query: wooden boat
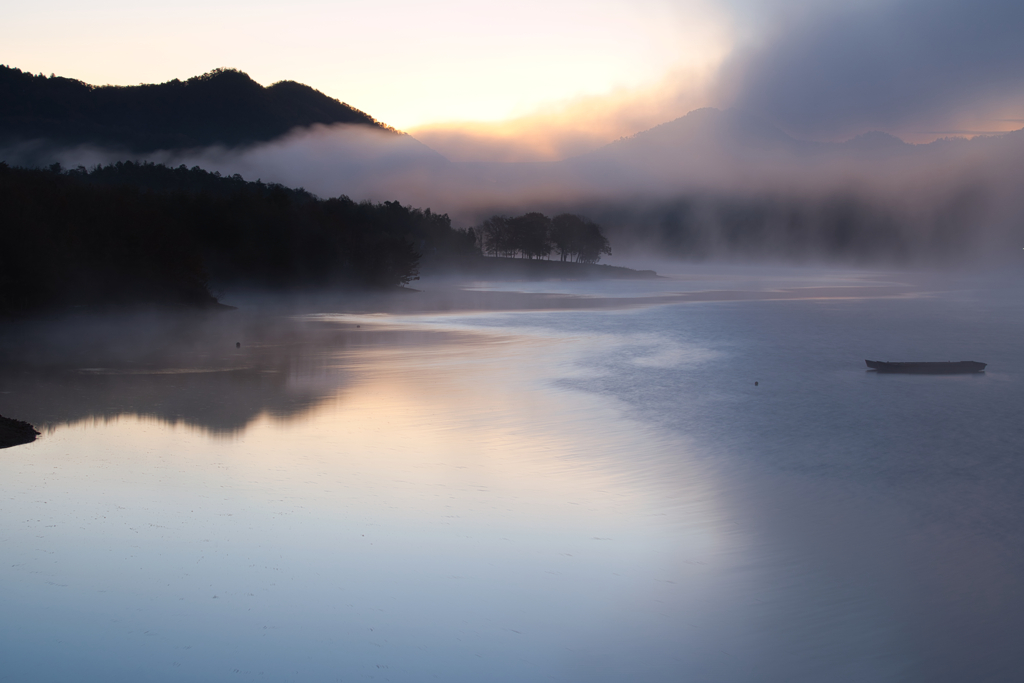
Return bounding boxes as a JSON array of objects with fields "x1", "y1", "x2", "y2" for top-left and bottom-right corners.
[{"x1": 865, "y1": 360, "x2": 986, "y2": 374}]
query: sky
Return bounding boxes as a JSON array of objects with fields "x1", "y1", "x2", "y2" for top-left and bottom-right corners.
[
  {"x1": 3, "y1": 0, "x2": 730, "y2": 130},
  {"x1": 4, "y1": 0, "x2": 1024, "y2": 160}
]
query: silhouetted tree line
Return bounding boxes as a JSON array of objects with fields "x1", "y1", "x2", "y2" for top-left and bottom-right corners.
[
  {"x1": 0, "y1": 161, "x2": 479, "y2": 316},
  {"x1": 0, "y1": 66, "x2": 396, "y2": 152},
  {"x1": 478, "y1": 212, "x2": 611, "y2": 263}
]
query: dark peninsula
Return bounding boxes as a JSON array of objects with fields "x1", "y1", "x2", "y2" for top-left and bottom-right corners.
[
  {"x1": 0, "y1": 161, "x2": 478, "y2": 316},
  {"x1": 1, "y1": 160, "x2": 657, "y2": 317},
  {"x1": 0, "y1": 414, "x2": 39, "y2": 449}
]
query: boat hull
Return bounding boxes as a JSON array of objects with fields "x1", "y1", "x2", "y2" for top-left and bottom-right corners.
[{"x1": 865, "y1": 360, "x2": 987, "y2": 374}]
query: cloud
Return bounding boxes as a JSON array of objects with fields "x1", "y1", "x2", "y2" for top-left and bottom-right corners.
[
  {"x1": 4, "y1": 124, "x2": 450, "y2": 204},
  {"x1": 719, "y1": 0, "x2": 1024, "y2": 141},
  {"x1": 162, "y1": 124, "x2": 448, "y2": 201}
]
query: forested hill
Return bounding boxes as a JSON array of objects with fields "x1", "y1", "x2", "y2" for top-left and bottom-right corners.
[
  {"x1": 0, "y1": 161, "x2": 479, "y2": 317},
  {"x1": 0, "y1": 66, "x2": 395, "y2": 152}
]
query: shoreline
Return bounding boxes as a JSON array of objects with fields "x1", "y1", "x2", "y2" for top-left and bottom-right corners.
[{"x1": 420, "y1": 256, "x2": 663, "y2": 281}]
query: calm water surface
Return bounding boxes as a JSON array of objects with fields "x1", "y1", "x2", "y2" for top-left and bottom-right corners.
[{"x1": 2, "y1": 267, "x2": 1023, "y2": 682}]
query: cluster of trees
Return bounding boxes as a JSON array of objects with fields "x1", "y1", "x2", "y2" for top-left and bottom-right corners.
[
  {"x1": 0, "y1": 66, "x2": 395, "y2": 152},
  {"x1": 478, "y1": 212, "x2": 612, "y2": 263},
  {"x1": 0, "y1": 161, "x2": 479, "y2": 316}
]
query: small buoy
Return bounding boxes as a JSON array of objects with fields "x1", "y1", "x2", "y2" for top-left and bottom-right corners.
[
  {"x1": 754, "y1": 381, "x2": 758, "y2": 386},
  {"x1": 236, "y1": 342, "x2": 241, "y2": 348},
  {"x1": 356, "y1": 325, "x2": 360, "y2": 328}
]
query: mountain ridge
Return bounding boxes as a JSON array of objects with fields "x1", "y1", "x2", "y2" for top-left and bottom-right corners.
[
  {"x1": 575, "y1": 106, "x2": 1024, "y2": 165},
  {"x1": 0, "y1": 66, "x2": 397, "y2": 152}
]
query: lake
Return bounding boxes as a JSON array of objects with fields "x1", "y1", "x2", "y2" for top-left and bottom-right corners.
[{"x1": 2, "y1": 265, "x2": 1023, "y2": 682}]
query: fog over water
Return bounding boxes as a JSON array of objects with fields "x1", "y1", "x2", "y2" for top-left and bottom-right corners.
[
  {"x1": 15, "y1": 108, "x2": 1024, "y2": 268},
  {"x1": 2, "y1": 266, "x2": 1023, "y2": 682}
]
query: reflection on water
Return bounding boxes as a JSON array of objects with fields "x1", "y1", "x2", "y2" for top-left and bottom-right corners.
[{"x1": 2, "y1": 268, "x2": 1024, "y2": 682}]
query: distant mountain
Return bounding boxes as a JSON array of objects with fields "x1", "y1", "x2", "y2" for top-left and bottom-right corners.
[
  {"x1": 575, "y1": 108, "x2": 923, "y2": 167},
  {"x1": 548, "y1": 107, "x2": 1006, "y2": 196},
  {"x1": 552, "y1": 108, "x2": 810, "y2": 193},
  {"x1": 590, "y1": 108, "x2": 802, "y2": 158},
  {"x1": 588, "y1": 107, "x2": 1024, "y2": 172},
  {"x1": 0, "y1": 66, "x2": 396, "y2": 152}
]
